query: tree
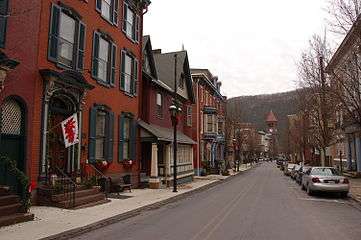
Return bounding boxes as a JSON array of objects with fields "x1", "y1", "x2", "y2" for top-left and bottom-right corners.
[
  {"x1": 297, "y1": 35, "x2": 335, "y2": 166},
  {"x1": 326, "y1": 0, "x2": 361, "y2": 35}
]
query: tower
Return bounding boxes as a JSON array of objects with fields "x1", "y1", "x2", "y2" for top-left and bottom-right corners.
[{"x1": 266, "y1": 110, "x2": 278, "y2": 158}]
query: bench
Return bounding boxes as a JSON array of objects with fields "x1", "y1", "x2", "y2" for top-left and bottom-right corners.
[{"x1": 108, "y1": 174, "x2": 132, "y2": 193}]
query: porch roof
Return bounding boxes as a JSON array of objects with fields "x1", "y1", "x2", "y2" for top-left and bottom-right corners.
[{"x1": 138, "y1": 120, "x2": 196, "y2": 145}]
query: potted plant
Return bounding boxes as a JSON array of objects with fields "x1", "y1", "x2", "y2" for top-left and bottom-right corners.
[{"x1": 95, "y1": 160, "x2": 109, "y2": 171}]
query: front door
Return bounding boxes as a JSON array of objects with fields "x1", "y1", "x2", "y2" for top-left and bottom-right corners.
[
  {"x1": 48, "y1": 96, "x2": 77, "y2": 177},
  {"x1": 0, "y1": 98, "x2": 25, "y2": 194}
]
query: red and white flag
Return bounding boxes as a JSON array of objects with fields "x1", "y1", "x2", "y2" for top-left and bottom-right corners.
[{"x1": 61, "y1": 113, "x2": 79, "y2": 148}]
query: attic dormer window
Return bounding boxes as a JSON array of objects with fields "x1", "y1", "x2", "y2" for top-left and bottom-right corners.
[{"x1": 179, "y1": 73, "x2": 185, "y2": 89}]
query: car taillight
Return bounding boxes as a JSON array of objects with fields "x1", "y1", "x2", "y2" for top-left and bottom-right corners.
[
  {"x1": 343, "y1": 178, "x2": 349, "y2": 184},
  {"x1": 312, "y1": 177, "x2": 321, "y2": 183}
]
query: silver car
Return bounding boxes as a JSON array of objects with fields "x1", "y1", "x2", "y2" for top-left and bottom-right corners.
[
  {"x1": 302, "y1": 167, "x2": 350, "y2": 197},
  {"x1": 284, "y1": 163, "x2": 296, "y2": 176}
]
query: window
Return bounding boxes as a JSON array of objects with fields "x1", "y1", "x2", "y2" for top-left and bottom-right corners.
[
  {"x1": 186, "y1": 106, "x2": 192, "y2": 126},
  {"x1": 0, "y1": 0, "x2": 8, "y2": 48},
  {"x1": 207, "y1": 114, "x2": 213, "y2": 132},
  {"x1": 122, "y1": 3, "x2": 140, "y2": 42},
  {"x1": 92, "y1": 32, "x2": 116, "y2": 86},
  {"x1": 119, "y1": 113, "x2": 136, "y2": 161},
  {"x1": 58, "y1": 12, "x2": 76, "y2": 66},
  {"x1": 179, "y1": 73, "x2": 185, "y2": 89},
  {"x1": 218, "y1": 121, "x2": 224, "y2": 134},
  {"x1": 48, "y1": 4, "x2": 86, "y2": 70},
  {"x1": 95, "y1": 110, "x2": 106, "y2": 159},
  {"x1": 156, "y1": 92, "x2": 163, "y2": 118},
  {"x1": 89, "y1": 106, "x2": 114, "y2": 163},
  {"x1": 123, "y1": 117, "x2": 131, "y2": 159},
  {"x1": 96, "y1": 0, "x2": 119, "y2": 25},
  {"x1": 121, "y1": 50, "x2": 138, "y2": 95}
]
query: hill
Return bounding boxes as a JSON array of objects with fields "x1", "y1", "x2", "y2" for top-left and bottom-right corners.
[{"x1": 227, "y1": 90, "x2": 300, "y2": 152}]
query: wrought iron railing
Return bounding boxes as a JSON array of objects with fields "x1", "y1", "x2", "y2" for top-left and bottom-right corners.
[
  {"x1": 54, "y1": 166, "x2": 76, "y2": 208},
  {"x1": 81, "y1": 163, "x2": 110, "y2": 197}
]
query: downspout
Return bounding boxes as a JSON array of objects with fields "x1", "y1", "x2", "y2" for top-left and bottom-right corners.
[{"x1": 196, "y1": 80, "x2": 200, "y2": 176}]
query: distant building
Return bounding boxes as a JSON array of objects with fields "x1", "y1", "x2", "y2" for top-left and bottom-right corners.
[
  {"x1": 191, "y1": 69, "x2": 226, "y2": 175},
  {"x1": 266, "y1": 110, "x2": 279, "y2": 158}
]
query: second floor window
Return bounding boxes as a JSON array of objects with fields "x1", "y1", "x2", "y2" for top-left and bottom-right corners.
[
  {"x1": 48, "y1": 4, "x2": 86, "y2": 70},
  {"x1": 122, "y1": 2, "x2": 139, "y2": 43},
  {"x1": 207, "y1": 114, "x2": 213, "y2": 132},
  {"x1": 92, "y1": 32, "x2": 116, "y2": 86},
  {"x1": 0, "y1": 0, "x2": 8, "y2": 48},
  {"x1": 121, "y1": 50, "x2": 138, "y2": 95},
  {"x1": 156, "y1": 92, "x2": 163, "y2": 118},
  {"x1": 186, "y1": 106, "x2": 192, "y2": 126}
]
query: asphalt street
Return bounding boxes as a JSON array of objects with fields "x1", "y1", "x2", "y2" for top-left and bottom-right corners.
[{"x1": 72, "y1": 163, "x2": 361, "y2": 240}]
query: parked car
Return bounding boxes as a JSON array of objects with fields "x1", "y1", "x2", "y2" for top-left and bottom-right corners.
[
  {"x1": 301, "y1": 167, "x2": 350, "y2": 197},
  {"x1": 291, "y1": 165, "x2": 302, "y2": 180},
  {"x1": 284, "y1": 163, "x2": 296, "y2": 176},
  {"x1": 296, "y1": 166, "x2": 311, "y2": 185}
]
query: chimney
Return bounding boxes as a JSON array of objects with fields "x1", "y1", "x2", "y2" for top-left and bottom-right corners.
[{"x1": 152, "y1": 49, "x2": 162, "y2": 54}]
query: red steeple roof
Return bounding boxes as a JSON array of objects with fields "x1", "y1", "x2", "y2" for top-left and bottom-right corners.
[{"x1": 266, "y1": 110, "x2": 277, "y2": 123}]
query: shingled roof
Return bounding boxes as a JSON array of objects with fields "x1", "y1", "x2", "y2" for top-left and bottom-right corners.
[
  {"x1": 266, "y1": 110, "x2": 278, "y2": 123},
  {"x1": 153, "y1": 50, "x2": 195, "y2": 103}
]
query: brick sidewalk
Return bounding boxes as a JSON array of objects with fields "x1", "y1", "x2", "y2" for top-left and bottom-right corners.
[{"x1": 0, "y1": 166, "x2": 251, "y2": 240}]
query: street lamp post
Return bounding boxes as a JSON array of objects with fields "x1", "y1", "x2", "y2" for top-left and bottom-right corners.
[
  {"x1": 339, "y1": 150, "x2": 343, "y2": 174},
  {"x1": 169, "y1": 54, "x2": 181, "y2": 193}
]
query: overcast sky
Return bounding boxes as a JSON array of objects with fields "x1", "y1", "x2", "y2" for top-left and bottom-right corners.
[{"x1": 144, "y1": 0, "x2": 332, "y2": 98}]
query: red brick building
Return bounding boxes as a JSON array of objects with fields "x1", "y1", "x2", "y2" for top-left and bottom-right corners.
[
  {"x1": 0, "y1": 0, "x2": 150, "y2": 205},
  {"x1": 191, "y1": 69, "x2": 226, "y2": 175},
  {"x1": 139, "y1": 36, "x2": 195, "y2": 188}
]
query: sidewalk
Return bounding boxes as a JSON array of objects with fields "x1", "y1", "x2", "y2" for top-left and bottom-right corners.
[
  {"x1": 349, "y1": 178, "x2": 361, "y2": 202},
  {"x1": 0, "y1": 166, "x2": 251, "y2": 240}
]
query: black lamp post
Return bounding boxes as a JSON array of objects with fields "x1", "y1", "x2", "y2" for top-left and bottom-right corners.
[{"x1": 169, "y1": 54, "x2": 182, "y2": 193}]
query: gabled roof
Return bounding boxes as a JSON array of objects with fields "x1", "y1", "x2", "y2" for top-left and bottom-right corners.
[
  {"x1": 153, "y1": 50, "x2": 195, "y2": 103},
  {"x1": 142, "y1": 35, "x2": 158, "y2": 79},
  {"x1": 326, "y1": 14, "x2": 361, "y2": 72},
  {"x1": 266, "y1": 110, "x2": 278, "y2": 123}
]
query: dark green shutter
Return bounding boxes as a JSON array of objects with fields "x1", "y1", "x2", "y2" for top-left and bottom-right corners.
[
  {"x1": 112, "y1": 0, "x2": 119, "y2": 25},
  {"x1": 92, "y1": 32, "x2": 100, "y2": 78},
  {"x1": 133, "y1": 58, "x2": 138, "y2": 96},
  {"x1": 88, "y1": 107, "x2": 97, "y2": 163},
  {"x1": 0, "y1": 0, "x2": 8, "y2": 48},
  {"x1": 118, "y1": 114, "x2": 125, "y2": 162},
  {"x1": 110, "y1": 43, "x2": 116, "y2": 86},
  {"x1": 122, "y1": 3, "x2": 128, "y2": 32},
  {"x1": 135, "y1": 15, "x2": 140, "y2": 42},
  {"x1": 130, "y1": 118, "x2": 137, "y2": 160},
  {"x1": 120, "y1": 50, "x2": 125, "y2": 90},
  {"x1": 48, "y1": 4, "x2": 61, "y2": 62},
  {"x1": 76, "y1": 21, "x2": 86, "y2": 71},
  {"x1": 96, "y1": 0, "x2": 102, "y2": 12},
  {"x1": 105, "y1": 112, "x2": 114, "y2": 162},
  {"x1": 132, "y1": 12, "x2": 136, "y2": 40}
]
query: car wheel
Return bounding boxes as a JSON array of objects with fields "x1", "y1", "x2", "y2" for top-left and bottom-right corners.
[
  {"x1": 340, "y1": 192, "x2": 348, "y2": 198},
  {"x1": 307, "y1": 186, "x2": 313, "y2": 196}
]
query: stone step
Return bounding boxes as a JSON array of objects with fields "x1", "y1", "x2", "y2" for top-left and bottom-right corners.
[
  {"x1": 51, "y1": 187, "x2": 101, "y2": 202},
  {"x1": 0, "y1": 203, "x2": 22, "y2": 217},
  {"x1": 0, "y1": 195, "x2": 19, "y2": 207},
  {"x1": 0, "y1": 186, "x2": 10, "y2": 196},
  {"x1": 0, "y1": 213, "x2": 34, "y2": 228},
  {"x1": 56, "y1": 193, "x2": 106, "y2": 209}
]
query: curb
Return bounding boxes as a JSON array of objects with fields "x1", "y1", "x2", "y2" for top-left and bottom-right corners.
[{"x1": 41, "y1": 167, "x2": 255, "y2": 240}]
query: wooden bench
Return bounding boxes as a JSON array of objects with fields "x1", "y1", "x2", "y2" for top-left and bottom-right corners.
[{"x1": 108, "y1": 174, "x2": 132, "y2": 193}]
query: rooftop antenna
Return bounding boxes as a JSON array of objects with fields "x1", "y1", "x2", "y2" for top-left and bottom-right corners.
[{"x1": 181, "y1": 43, "x2": 185, "y2": 51}]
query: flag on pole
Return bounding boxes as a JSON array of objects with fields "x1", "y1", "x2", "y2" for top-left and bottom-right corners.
[{"x1": 61, "y1": 113, "x2": 79, "y2": 148}]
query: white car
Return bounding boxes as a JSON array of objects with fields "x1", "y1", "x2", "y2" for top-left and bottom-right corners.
[{"x1": 302, "y1": 167, "x2": 350, "y2": 197}]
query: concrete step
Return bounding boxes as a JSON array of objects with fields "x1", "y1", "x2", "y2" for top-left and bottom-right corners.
[
  {"x1": 0, "y1": 203, "x2": 22, "y2": 217},
  {"x1": 51, "y1": 187, "x2": 101, "y2": 202},
  {"x1": 0, "y1": 195, "x2": 19, "y2": 207},
  {"x1": 0, "y1": 186, "x2": 10, "y2": 196},
  {"x1": 56, "y1": 193, "x2": 106, "y2": 209},
  {"x1": 0, "y1": 213, "x2": 34, "y2": 228}
]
